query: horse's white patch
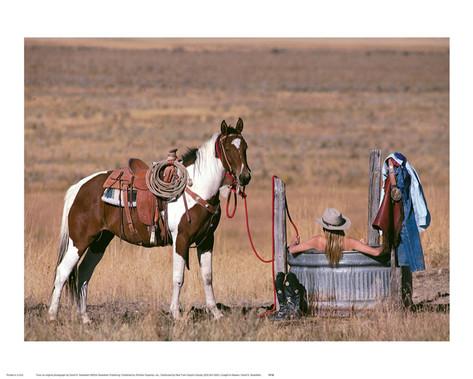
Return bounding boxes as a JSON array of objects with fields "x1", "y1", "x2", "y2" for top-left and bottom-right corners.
[
  {"x1": 48, "y1": 238, "x2": 80, "y2": 319},
  {"x1": 231, "y1": 138, "x2": 241, "y2": 149},
  {"x1": 170, "y1": 229, "x2": 186, "y2": 319},
  {"x1": 56, "y1": 238, "x2": 80, "y2": 283}
]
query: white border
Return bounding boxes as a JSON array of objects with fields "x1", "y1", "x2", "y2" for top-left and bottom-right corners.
[{"x1": 3, "y1": 0, "x2": 472, "y2": 378}]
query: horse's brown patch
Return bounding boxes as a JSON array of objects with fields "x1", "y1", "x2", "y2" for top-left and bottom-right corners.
[
  {"x1": 176, "y1": 194, "x2": 221, "y2": 269},
  {"x1": 69, "y1": 173, "x2": 168, "y2": 251}
]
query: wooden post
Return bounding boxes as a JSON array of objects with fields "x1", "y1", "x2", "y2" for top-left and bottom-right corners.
[
  {"x1": 273, "y1": 177, "x2": 287, "y2": 310},
  {"x1": 401, "y1": 266, "x2": 413, "y2": 308},
  {"x1": 390, "y1": 248, "x2": 401, "y2": 308},
  {"x1": 367, "y1": 149, "x2": 382, "y2": 246},
  {"x1": 390, "y1": 249, "x2": 414, "y2": 310},
  {"x1": 368, "y1": 149, "x2": 404, "y2": 308}
]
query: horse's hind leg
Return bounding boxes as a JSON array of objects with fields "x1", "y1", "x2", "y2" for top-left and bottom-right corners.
[
  {"x1": 48, "y1": 239, "x2": 83, "y2": 321},
  {"x1": 48, "y1": 170, "x2": 108, "y2": 321},
  {"x1": 77, "y1": 231, "x2": 114, "y2": 324}
]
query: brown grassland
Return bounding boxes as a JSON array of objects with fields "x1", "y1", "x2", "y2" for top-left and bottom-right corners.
[{"x1": 24, "y1": 38, "x2": 449, "y2": 341}]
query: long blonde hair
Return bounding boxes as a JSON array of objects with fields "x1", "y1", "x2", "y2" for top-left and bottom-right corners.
[{"x1": 323, "y1": 228, "x2": 345, "y2": 266}]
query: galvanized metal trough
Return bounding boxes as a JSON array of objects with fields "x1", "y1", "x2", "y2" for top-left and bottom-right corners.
[{"x1": 288, "y1": 249, "x2": 393, "y2": 311}]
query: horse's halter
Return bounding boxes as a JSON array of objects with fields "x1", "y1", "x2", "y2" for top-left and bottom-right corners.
[{"x1": 215, "y1": 133, "x2": 246, "y2": 189}]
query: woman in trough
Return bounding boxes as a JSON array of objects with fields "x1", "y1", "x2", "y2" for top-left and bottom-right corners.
[{"x1": 289, "y1": 207, "x2": 384, "y2": 265}]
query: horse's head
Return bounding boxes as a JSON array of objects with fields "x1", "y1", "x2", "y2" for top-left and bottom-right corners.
[{"x1": 216, "y1": 118, "x2": 252, "y2": 187}]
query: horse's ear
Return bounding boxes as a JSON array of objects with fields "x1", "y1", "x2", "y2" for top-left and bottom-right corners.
[
  {"x1": 236, "y1": 118, "x2": 244, "y2": 133},
  {"x1": 221, "y1": 120, "x2": 228, "y2": 134}
]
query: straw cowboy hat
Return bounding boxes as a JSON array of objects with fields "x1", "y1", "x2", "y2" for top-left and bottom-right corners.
[{"x1": 316, "y1": 208, "x2": 351, "y2": 231}]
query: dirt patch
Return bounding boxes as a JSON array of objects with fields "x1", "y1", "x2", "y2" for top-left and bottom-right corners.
[{"x1": 412, "y1": 268, "x2": 450, "y2": 312}]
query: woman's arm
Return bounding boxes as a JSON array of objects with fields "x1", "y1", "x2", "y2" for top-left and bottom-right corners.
[
  {"x1": 288, "y1": 236, "x2": 321, "y2": 254},
  {"x1": 345, "y1": 237, "x2": 383, "y2": 256}
]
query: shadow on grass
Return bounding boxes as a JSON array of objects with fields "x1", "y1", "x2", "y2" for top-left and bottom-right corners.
[{"x1": 411, "y1": 292, "x2": 450, "y2": 313}]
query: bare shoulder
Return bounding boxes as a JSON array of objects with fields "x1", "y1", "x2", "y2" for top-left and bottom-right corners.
[{"x1": 310, "y1": 235, "x2": 325, "y2": 251}]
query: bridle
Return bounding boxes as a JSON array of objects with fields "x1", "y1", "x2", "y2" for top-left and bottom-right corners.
[
  {"x1": 215, "y1": 133, "x2": 242, "y2": 189},
  {"x1": 182, "y1": 133, "x2": 248, "y2": 220},
  {"x1": 214, "y1": 133, "x2": 250, "y2": 218}
]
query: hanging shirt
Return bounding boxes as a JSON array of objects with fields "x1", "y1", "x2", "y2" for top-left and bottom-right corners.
[
  {"x1": 372, "y1": 158, "x2": 404, "y2": 249},
  {"x1": 395, "y1": 162, "x2": 426, "y2": 271},
  {"x1": 379, "y1": 152, "x2": 431, "y2": 231}
]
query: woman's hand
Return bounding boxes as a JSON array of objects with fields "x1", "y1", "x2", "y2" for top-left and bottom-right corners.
[{"x1": 289, "y1": 235, "x2": 300, "y2": 247}]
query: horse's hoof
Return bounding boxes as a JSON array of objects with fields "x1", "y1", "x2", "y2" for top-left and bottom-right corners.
[
  {"x1": 211, "y1": 309, "x2": 224, "y2": 320},
  {"x1": 48, "y1": 313, "x2": 57, "y2": 322},
  {"x1": 170, "y1": 310, "x2": 181, "y2": 320},
  {"x1": 81, "y1": 314, "x2": 92, "y2": 324}
]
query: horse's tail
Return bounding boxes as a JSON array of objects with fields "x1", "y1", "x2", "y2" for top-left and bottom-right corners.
[
  {"x1": 54, "y1": 171, "x2": 107, "y2": 303},
  {"x1": 54, "y1": 183, "x2": 79, "y2": 303}
]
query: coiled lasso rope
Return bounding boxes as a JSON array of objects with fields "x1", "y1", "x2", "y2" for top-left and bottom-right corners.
[{"x1": 145, "y1": 157, "x2": 189, "y2": 202}]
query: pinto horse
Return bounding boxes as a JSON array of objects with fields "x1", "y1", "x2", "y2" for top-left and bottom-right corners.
[{"x1": 48, "y1": 119, "x2": 251, "y2": 323}]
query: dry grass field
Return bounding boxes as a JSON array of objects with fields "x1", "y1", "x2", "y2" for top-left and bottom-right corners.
[{"x1": 24, "y1": 38, "x2": 449, "y2": 341}]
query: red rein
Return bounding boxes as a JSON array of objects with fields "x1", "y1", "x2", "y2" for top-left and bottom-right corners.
[{"x1": 225, "y1": 175, "x2": 300, "y2": 317}]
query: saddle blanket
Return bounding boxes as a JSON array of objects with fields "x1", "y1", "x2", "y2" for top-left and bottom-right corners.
[{"x1": 101, "y1": 188, "x2": 137, "y2": 207}]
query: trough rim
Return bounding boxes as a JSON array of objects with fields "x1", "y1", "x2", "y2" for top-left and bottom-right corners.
[{"x1": 287, "y1": 249, "x2": 390, "y2": 268}]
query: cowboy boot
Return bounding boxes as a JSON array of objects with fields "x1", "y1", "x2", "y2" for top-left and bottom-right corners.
[
  {"x1": 284, "y1": 272, "x2": 304, "y2": 319},
  {"x1": 269, "y1": 272, "x2": 291, "y2": 321},
  {"x1": 290, "y1": 272, "x2": 308, "y2": 315}
]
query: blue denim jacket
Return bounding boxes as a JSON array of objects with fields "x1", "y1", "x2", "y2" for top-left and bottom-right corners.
[{"x1": 395, "y1": 162, "x2": 426, "y2": 272}]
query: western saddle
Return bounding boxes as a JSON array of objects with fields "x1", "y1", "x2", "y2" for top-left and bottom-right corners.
[
  {"x1": 103, "y1": 157, "x2": 171, "y2": 246},
  {"x1": 103, "y1": 146, "x2": 225, "y2": 247}
]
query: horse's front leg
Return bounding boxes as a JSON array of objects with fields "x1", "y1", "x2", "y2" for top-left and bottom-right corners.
[
  {"x1": 198, "y1": 235, "x2": 223, "y2": 320},
  {"x1": 170, "y1": 232, "x2": 187, "y2": 320}
]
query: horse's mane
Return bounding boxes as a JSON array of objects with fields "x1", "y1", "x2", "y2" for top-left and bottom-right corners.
[
  {"x1": 181, "y1": 147, "x2": 198, "y2": 167},
  {"x1": 181, "y1": 133, "x2": 220, "y2": 168},
  {"x1": 184, "y1": 133, "x2": 220, "y2": 178}
]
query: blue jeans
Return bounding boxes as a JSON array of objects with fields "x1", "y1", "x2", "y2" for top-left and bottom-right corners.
[{"x1": 395, "y1": 164, "x2": 425, "y2": 272}]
